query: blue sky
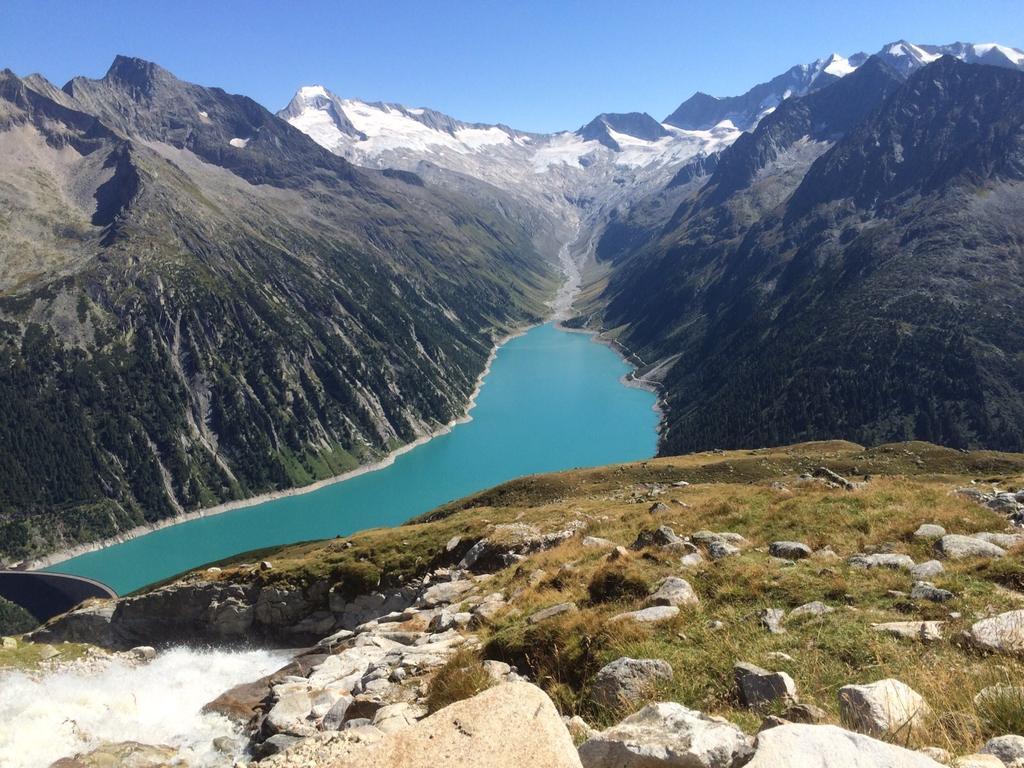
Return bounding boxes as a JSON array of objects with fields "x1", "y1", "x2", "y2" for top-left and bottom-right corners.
[{"x1": 3, "y1": 0, "x2": 1023, "y2": 133}]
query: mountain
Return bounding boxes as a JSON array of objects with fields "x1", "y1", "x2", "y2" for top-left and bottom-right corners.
[
  {"x1": 591, "y1": 56, "x2": 1024, "y2": 454},
  {"x1": 0, "y1": 57, "x2": 558, "y2": 563},
  {"x1": 664, "y1": 40, "x2": 1024, "y2": 131}
]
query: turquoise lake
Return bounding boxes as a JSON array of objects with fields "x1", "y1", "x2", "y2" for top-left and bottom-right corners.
[{"x1": 48, "y1": 323, "x2": 659, "y2": 594}]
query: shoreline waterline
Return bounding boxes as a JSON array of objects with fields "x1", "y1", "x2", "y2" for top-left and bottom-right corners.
[{"x1": 22, "y1": 326, "x2": 530, "y2": 574}]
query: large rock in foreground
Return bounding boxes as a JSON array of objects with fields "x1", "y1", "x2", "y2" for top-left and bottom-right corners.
[
  {"x1": 838, "y1": 679, "x2": 930, "y2": 739},
  {"x1": 745, "y1": 723, "x2": 944, "y2": 767},
  {"x1": 578, "y1": 701, "x2": 753, "y2": 767},
  {"x1": 969, "y1": 610, "x2": 1024, "y2": 656},
  {"x1": 264, "y1": 681, "x2": 582, "y2": 768}
]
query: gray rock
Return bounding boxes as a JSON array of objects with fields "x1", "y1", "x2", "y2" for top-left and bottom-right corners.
[
  {"x1": 910, "y1": 582, "x2": 954, "y2": 603},
  {"x1": 769, "y1": 542, "x2": 812, "y2": 560},
  {"x1": 528, "y1": 602, "x2": 578, "y2": 624},
  {"x1": 872, "y1": 621, "x2": 944, "y2": 643},
  {"x1": 788, "y1": 601, "x2": 834, "y2": 620},
  {"x1": 981, "y1": 734, "x2": 1024, "y2": 766},
  {"x1": 838, "y1": 679, "x2": 931, "y2": 739},
  {"x1": 631, "y1": 526, "x2": 691, "y2": 554},
  {"x1": 417, "y1": 579, "x2": 476, "y2": 608},
  {"x1": 707, "y1": 540, "x2": 741, "y2": 560},
  {"x1": 849, "y1": 553, "x2": 916, "y2": 570},
  {"x1": 265, "y1": 689, "x2": 314, "y2": 735},
  {"x1": 760, "y1": 608, "x2": 786, "y2": 635},
  {"x1": 914, "y1": 524, "x2": 946, "y2": 539},
  {"x1": 734, "y1": 662, "x2": 798, "y2": 710},
  {"x1": 582, "y1": 536, "x2": 616, "y2": 548},
  {"x1": 744, "y1": 724, "x2": 945, "y2": 767},
  {"x1": 973, "y1": 532, "x2": 1024, "y2": 550},
  {"x1": 610, "y1": 606, "x2": 680, "y2": 624},
  {"x1": 647, "y1": 577, "x2": 699, "y2": 608},
  {"x1": 649, "y1": 502, "x2": 671, "y2": 514},
  {"x1": 780, "y1": 703, "x2": 827, "y2": 724},
  {"x1": 935, "y1": 535, "x2": 1006, "y2": 560},
  {"x1": 969, "y1": 610, "x2": 1024, "y2": 655},
  {"x1": 910, "y1": 560, "x2": 945, "y2": 580},
  {"x1": 590, "y1": 657, "x2": 674, "y2": 711},
  {"x1": 680, "y1": 551, "x2": 705, "y2": 568},
  {"x1": 579, "y1": 701, "x2": 753, "y2": 768},
  {"x1": 256, "y1": 733, "x2": 302, "y2": 758}
]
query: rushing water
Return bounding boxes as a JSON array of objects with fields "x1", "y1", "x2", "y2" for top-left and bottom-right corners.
[
  {"x1": 48, "y1": 323, "x2": 659, "y2": 594},
  {"x1": 0, "y1": 647, "x2": 290, "y2": 768}
]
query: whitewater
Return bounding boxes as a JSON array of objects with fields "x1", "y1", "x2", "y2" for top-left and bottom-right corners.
[{"x1": 0, "y1": 647, "x2": 289, "y2": 767}]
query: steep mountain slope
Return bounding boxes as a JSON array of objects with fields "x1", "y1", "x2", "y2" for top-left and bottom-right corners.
[
  {"x1": 0, "y1": 58, "x2": 557, "y2": 563},
  {"x1": 594, "y1": 57, "x2": 1024, "y2": 454}
]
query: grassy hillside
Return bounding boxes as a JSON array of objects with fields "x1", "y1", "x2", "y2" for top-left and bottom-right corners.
[{"x1": 178, "y1": 440, "x2": 1024, "y2": 754}]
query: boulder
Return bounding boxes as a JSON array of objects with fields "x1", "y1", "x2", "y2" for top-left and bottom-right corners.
[
  {"x1": 417, "y1": 580, "x2": 475, "y2": 608},
  {"x1": 981, "y1": 734, "x2": 1024, "y2": 766},
  {"x1": 631, "y1": 526, "x2": 691, "y2": 554},
  {"x1": 265, "y1": 689, "x2": 314, "y2": 735},
  {"x1": 579, "y1": 701, "x2": 753, "y2": 768},
  {"x1": 872, "y1": 621, "x2": 944, "y2": 643},
  {"x1": 529, "y1": 602, "x2": 578, "y2": 624},
  {"x1": 744, "y1": 724, "x2": 945, "y2": 767},
  {"x1": 910, "y1": 561, "x2": 945, "y2": 580},
  {"x1": 734, "y1": 662, "x2": 798, "y2": 709},
  {"x1": 680, "y1": 551, "x2": 705, "y2": 568},
  {"x1": 610, "y1": 606, "x2": 680, "y2": 624},
  {"x1": 837, "y1": 679, "x2": 931, "y2": 739},
  {"x1": 849, "y1": 554, "x2": 916, "y2": 571},
  {"x1": 760, "y1": 608, "x2": 786, "y2": 635},
  {"x1": 769, "y1": 542, "x2": 812, "y2": 560},
  {"x1": 647, "y1": 577, "x2": 699, "y2": 608},
  {"x1": 50, "y1": 741, "x2": 183, "y2": 767},
  {"x1": 788, "y1": 601, "x2": 834, "y2": 620},
  {"x1": 590, "y1": 657, "x2": 674, "y2": 711},
  {"x1": 973, "y1": 532, "x2": 1024, "y2": 550},
  {"x1": 969, "y1": 610, "x2": 1024, "y2": 655},
  {"x1": 583, "y1": 537, "x2": 616, "y2": 548},
  {"x1": 935, "y1": 535, "x2": 1006, "y2": 560},
  {"x1": 914, "y1": 525, "x2": 946, "y2": 539},
  {"x1": 277, "y1": 682, "x2": 583, "y2": 767},
  {"x1": 954, "y1": 756, "x2": 1006, "y2": 768},
  {"x1": 910, "y1": 582, "x2": 954, "y2": 603},
  {"x1": 707, "y1": 540, "x2": 741, "y2": 560}
]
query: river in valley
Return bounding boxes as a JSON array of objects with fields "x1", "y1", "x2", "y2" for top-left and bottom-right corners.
[{"x1": 47, "y1": 323, "x2": 659, "y2": 594}]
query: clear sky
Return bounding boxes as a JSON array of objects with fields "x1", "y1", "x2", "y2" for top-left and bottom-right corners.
[{"x1": 3, "y1": 0, "x2": 1022, "y2": 133}]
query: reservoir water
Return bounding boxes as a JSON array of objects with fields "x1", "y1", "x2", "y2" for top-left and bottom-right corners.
[{"x1": 49, "y1": 323, "x2": 659, "y2": 594}]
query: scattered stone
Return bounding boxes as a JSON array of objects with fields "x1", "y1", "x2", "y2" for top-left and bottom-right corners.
[
  {"x1": 260, "y1": 560, "x2": 273, "y2": 571},
  {"x1": 911, "y1": 560, "x2": 946, "y2": 580},
  {"x1": 609, "y1": 546, "x2": 630, "y2": 561},
  {"x1": 734, "y1": 662, "x2": 798, "y2": 710},
  {"x1": 935, "y1": 535, "x2": 1006, "y2": 560},
  {"x1": 1, "y1": 637, "x2": 16, "y2": 649},
  {"x1": 582, "y1": 536, "x2": 615, "y2": 548},
  {"x1": 610, "y1": 606, "x2": 680, "y2": 624},
  {"x1": 813, "y1": 467, "x2": 857, "y2": 490},
  {"x1": 760, "y1": 608, "x2": 786, "y2": 635},
  {"x1": 37, "y1": 644, "x2": 60, "y2": 660},
  {"x1": 744, "y1": 724, "x2": 945, "y2": 767},
  {"x1": 631, "y1": 526, "x2": 691, "y2": 554},
  {"x1": 128, "y1": 646, "x2": 157, "y2": 662},
  {"x1": 680, "y1": 551, "x2": 705, "y2": 568},
  {"x1": 445, "y1": 535, "x2": 462, "y2": 552},
  {"x1": 954, "y1": 755, "x2": 1006, "y2": 768},
  {"x1": 647, "y1": 577, "x2": 699, "y2": 608},
  {"x1": 969, "y1": 610, "x2": 1024, "y2": 655},
  {"x1": 265, "y1": 689, "x2": 315, "y2": 735},
  {"x1": 780, "y1": 703, "x2": 827, "y2": 724},
  {"x1": 914, "y1": 524, "x2": 947, "y2": 539},
  {"x1": 788, "y1": 601, "x2": 834, "y2": 620},
  {"x1": 872, "y1": 621, "x2": 944, "y2": 643},
  {"x1": 849, "y1": 553, "x2": 916, "y2": 570},
  {"x1": 590, "y1": 657, "x2": 674, "y2": 711},
  {"x1": 707, "y1": 540, "x2": 741, "y2": 560},
  {"x1": 838, "y1": 678, "x2": 931, "y2": 739},
  {"x1": 911, "y1": 582, "x2": 954, "y2": 603},
  {"x1": 649, "y1": 502, "x2": 670, "y2": 514},
  {"x1": 528, "y1": 602, "x2": 578, "y2": 624},
  {"x1": 323, "y1": 695, "x2": 355, "y2": 730},
  {"x1": 973, "y1": 532, "x2": 1024, "y2": 550},
  {"x1": 418, "y1": 579, "x2": 475, "y2": 608},
  {"x1": 769, "y1": 541, "x2": 812, "y2": 560},
  {"x1": 764, "y1": 652, "x2": 795, "y2": 664},
  {"x1": 579, "y1": 701, "x2": 753, "y2": 768},
  {"x1": 981, "y1": 734, "x2": 1024, "y2": 766}
]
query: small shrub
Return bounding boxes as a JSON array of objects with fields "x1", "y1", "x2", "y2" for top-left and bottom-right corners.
[
  {"x1": 425, "y1": 648, "x2": 494, "y2": 713},
  {"x1": 587, "y1": 566, "x2": 649, "y2": 604}
]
